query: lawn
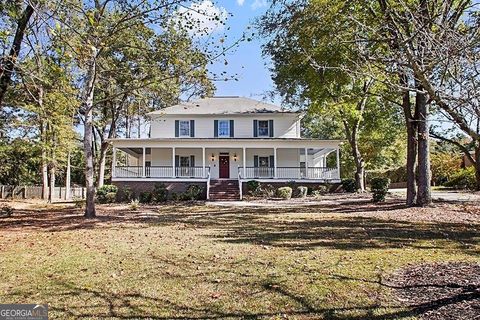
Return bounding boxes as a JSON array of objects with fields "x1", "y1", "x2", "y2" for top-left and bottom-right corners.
[{"x1": 0, "y1": 195, "x2": 478, "y2": 319}]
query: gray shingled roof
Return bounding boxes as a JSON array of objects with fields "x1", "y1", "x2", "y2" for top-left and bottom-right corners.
[{"x1": 148, "y1": 96, "x2": 298, "y2": 115}]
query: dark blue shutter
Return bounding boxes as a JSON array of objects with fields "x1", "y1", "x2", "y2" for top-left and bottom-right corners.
[
  {"x1": 190, "y1": 120, "x2": 195, "y2": 137},
  {"x1": 254, "y1": 155, "x2": 259, "y2": 167},
  {"x1": 175, "y1": 155, "x2": 179, "y2": 167},
  {"x1": 175, "y1": 120, "x2": 179, "y2": 137},
  {"x1": 269, "y1": 120, "x2": 274, "y2": 137},
  {"x1": 253, "y1": 120, "x2": 258, "y2": 137},
  {"x1": 269, "y1": 155, "x2": 274, "y2": 168},
  {"x1": 229, "y1": 120, "x2": 234, "y2": 137},
  {"x1": 214, "y1": 120, "x2": 218, "y2": 137},
  {"x1": 190, "y1": 155, "x2": 195, "y2": 167}
]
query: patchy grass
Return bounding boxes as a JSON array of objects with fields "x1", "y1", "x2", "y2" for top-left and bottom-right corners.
[{"x1": 0, "y1": 196, "x2": 478, "y2": 319}]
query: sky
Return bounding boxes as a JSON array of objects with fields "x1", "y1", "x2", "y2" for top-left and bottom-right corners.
[{"x1": 181, "y1": 0, "x2": 277, "y2": 103}]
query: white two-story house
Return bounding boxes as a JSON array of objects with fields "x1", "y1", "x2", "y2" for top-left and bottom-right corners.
[{"x1": 110, "y1": 96, "x2": 342, "y2": 200}]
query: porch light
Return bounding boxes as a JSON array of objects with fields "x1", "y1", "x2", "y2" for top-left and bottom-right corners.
[
  {"x1": 211, "y1": 153, "x2": 215, "y2": 161},
  {"x1": 233, "y1": 153, "x2": 237, "y2": 161}
]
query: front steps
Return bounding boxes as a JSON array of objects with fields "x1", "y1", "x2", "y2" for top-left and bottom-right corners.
[{"x1": 209, "y1": 180, "x2": 240, "y2": 201}]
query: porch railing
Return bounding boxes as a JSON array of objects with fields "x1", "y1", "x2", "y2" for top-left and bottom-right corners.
[
  {"x1": 115, "y1": 166, "x2": 209, "y2": 178},
  {"x1": 239, "y1": 166, "x2": 339, "y2": 180}
]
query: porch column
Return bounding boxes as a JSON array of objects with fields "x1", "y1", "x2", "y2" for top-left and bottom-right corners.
[
  {"x1": 273, "y1": 147, "x2": 277, "y2": 178},
  {"x1": 242, "y1": 147, "x2": 246, "y2": 179},
  {"x1": 202, "y1": 147, "x2": 206, "y2": 177},
  {"x1": 336, "y1": 147, "x2": 340, "y2": 179},
  {"x1": 304, "y1": 147, "x2": 309, "y2": 179},
  {"x1": 112, "y1": 147, "x2": 116, "y2": 178},
  {"x1": 172, "y1": 147, "x2": 176, "y2": 178},
  {"x1": 142, "y1": 147, "x2": 146, "y2": 177}
]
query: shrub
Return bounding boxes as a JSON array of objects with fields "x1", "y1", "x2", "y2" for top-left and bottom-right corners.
[
  {"x1": 445, "y1": 167, "x2": 476, "y2": 190},
  {"x1": 260, "y1": 184, "x2": 276, "y2": 198},
  {"x1": 371, "y1": 177, "x2": 390, "y2": 202},
  {"x1": 0, "y1": 205, "x2": 13, "y2": 217},
  {"x1": 295, "y1": 186, "x2": 308, "y2": 198},
  {"x1": 342, "y1": 179, "x2": 356, "y2": 193},
  {"x1": 120, "y1": 186, "x2": 133, "y2": 202},
  {"x1": 152, "y1": 183, "x2": 168, "y2": 202},
  {"x1": 246, "y1": 180, "x2": 260, "y2": 195},
  {"x1": 139, "y1": 191, "x2": 152, "y2": 203},
  {"x1": 73, "y1": 196, "x2": 85, "y2": 208},
  {"x1": 129, "y1": 199, "x2": 140, "y2": 211},
  {"x1": 171, "y1": 192, "x2": 179, "y2": 201},
  {"x1": 105, "y1": 192, "x2": 117, "y2": 203},
  {"x1": 182, "y1": 185, "x2": 203, "y2": 201},
  {"x1": 277, "y1": 186, "x2": 293, "y2": 199},
  {"x1": 97, "y1": 185, "x2": 118, "y2": 203}
]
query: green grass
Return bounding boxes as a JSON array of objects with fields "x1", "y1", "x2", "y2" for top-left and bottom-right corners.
[{"x1": 0, "y1": 200, "x2": 478, "y2": 319}]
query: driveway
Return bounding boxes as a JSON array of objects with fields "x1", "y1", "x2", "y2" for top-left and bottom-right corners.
[{"x1": 389, "y1": 188, "x2": 480, "y2": 202}]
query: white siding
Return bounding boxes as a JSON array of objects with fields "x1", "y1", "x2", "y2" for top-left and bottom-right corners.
[{"x1": 150, "y1": 114, "x2": 301, "y2": 139}]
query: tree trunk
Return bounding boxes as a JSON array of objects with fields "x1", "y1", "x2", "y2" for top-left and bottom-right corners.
[
  {"x1": 83, "y1": 49, "x2": 97, "y2": 218},
  {"x1": 416, "y1": 84, "x2": 431, "y2": 206},
  {"x1": 400, "y1": 76, "x2": 418, "y2": 206},
  {"x1": 0, "y1": 4, "x2": 34, "y2": 106},
  {"x1": 475, "y1": 144, "x2": 480, "y2": 191},
  {"x1": 48, "y1": 164, "x2": 55, "y2": 203},
  {"x1": 41, "y1": 121, "x2": 48, "y2": 201},
  {"x1": 65, "y1": 151, "x2": 71, "y2": 200},
  {"x1": 97, "y1": 142, "x2": 108, "y2": 188},
  {"x1": 352, "y1": 139, "x2": 365, "y2": 192}
]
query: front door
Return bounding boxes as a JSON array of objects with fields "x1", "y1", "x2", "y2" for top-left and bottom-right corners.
[{"x1": 219, "y1": 155, "x2": 230, "y2": 178}]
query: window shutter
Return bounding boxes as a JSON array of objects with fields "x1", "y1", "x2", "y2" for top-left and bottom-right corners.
[
  {"x1": 175, "y1": 120, "x2": 179, "y2": 137},
  {"x1": 253, "y1": 120, "x2": 258, "y2": 137},
  {"x1": 190, "y1": 155, "x2": 195, "y2": 167},
  {"x1": 229, "y1": 120, "x2": 234, "y2": 137},
  {"x1": 214, "y1": 120, "x2": 218, "y2": 137},
  {"x1": 254, "y1": 155, "x2": 259, "y2": 167},
  {"x1": 175, "y1": 155, "x2": 179, "y2": 167},
  {"x1": 190, "y1": 120, "x2": 195, "y2": 137},
  {"x1": 269, "y1": 155, "x2": 274, "y2": 168},
  {"x1": 269, "y1": 120, "x2": 274, "y2": 137}
]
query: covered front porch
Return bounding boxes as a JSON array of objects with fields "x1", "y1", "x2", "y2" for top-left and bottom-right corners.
[{"x1": 110, "y1": 139, "x2": 342, "y2": 182}]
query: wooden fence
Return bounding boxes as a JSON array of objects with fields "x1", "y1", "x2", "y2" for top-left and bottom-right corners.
[{"x1": 0, "y1": 185, "x2": 86, "y2": 200}]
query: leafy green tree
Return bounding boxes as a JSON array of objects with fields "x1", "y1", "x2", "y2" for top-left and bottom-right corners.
[{"x1": 258, "y1": 0, "x2": 403, "y2": 191}]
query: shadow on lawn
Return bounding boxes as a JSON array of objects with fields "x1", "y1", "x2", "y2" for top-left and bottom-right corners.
[
  {"x1": 0, "y1": 199, "x2": 478, "y2": 254},
  {"x1": 40, "y1": 276, "x2": 478, "y2": 320}
]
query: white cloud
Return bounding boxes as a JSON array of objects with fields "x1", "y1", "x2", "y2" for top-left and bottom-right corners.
[
  {"x1": 251, "y1": 0, "x2": 267, "y2": 10},
  {"x1": 237, "y1": 0, "x2": 245, "y2": 6},
  {"x1": 173, "y1": 0, "x2": 228, "y2": 36}
]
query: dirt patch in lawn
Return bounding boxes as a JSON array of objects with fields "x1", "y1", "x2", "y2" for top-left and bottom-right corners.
[{"x1": 385, "y1": 262, "x2": 480, "y2": 319}]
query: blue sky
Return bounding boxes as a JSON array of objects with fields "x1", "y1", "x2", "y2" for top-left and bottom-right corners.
[{"x1": 191, "y1": 0, "x2": 276, "y2": 102}]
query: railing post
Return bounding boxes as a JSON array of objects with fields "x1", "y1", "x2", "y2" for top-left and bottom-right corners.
[
  {"x1": 172, "y1": 147, "x2": 176, "y2": 178},
  {"x1": 304, "y1": 147, "x2": 309, "y2": 179},
  {"x1": 336, "y1": 147, "x2": 340, "y2": 179},
  {"x1": 242, "y1": 147, "x2": 246, "y2": 179},
  {"x1": 202, "y1": 147, "x2": 206, "y2": 178},
  {"x1": 112, "y1": 147, "x2": 116, "y2": 178},
  {"x1": 142, "y1": 147, "x2": 146, "y2": 178},
  {"x1": 273, "y1": 147, "x2": 277, "y2": 179}
]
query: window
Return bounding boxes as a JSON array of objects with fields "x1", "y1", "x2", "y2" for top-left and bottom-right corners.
[
  {"x1": 218, "y1": 120, "x2": 230, "y2": 137},
  {"x1": 259, "y1": 156, "x2": 269, "y2": 167},
  {"x1": 258, "y1": 120, "x2": 269, "y2": 137},
  {"x1": 179, "y1": 120, "x2": 190, "y2": 137}
]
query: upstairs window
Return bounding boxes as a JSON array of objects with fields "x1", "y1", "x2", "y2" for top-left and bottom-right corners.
[
  {"x1": 179, "y1": 120, "x2": 190, "y2": 137},
  {"x1": 258, "y1": 120, "x2": 269, "y2": 137},
  {"x1": 218, "y1": 120, "x2": 230, "y2": 137},
  {"x1": 175, "y1": 120, "x2": 195, "y2": 137},
  {"x1": 254, "y1": 120, "x2": 273, "y2": 137}
]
